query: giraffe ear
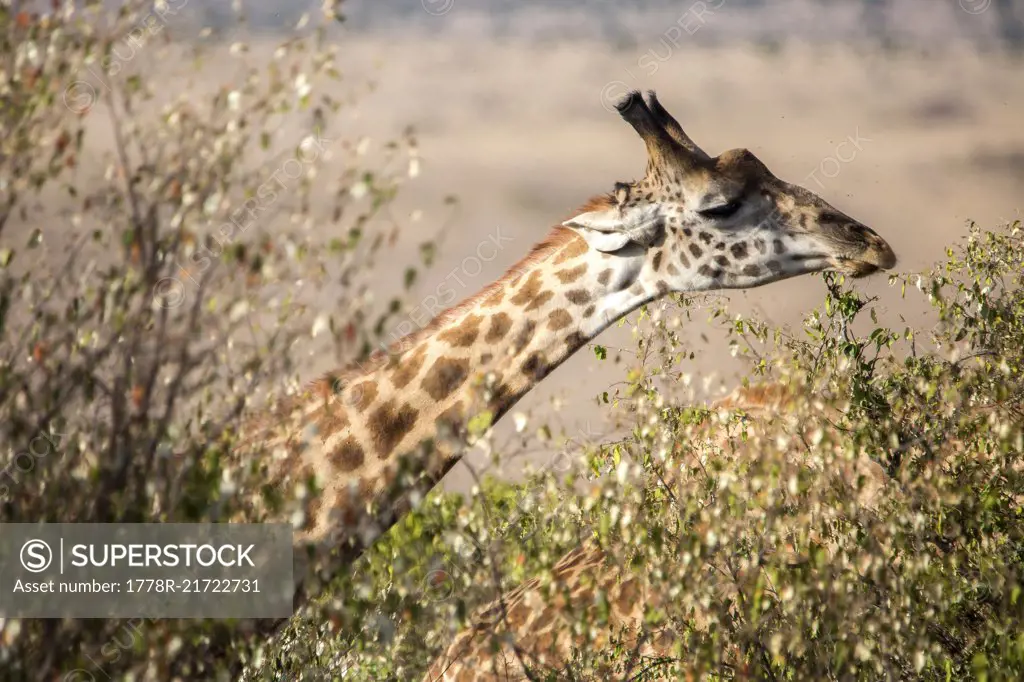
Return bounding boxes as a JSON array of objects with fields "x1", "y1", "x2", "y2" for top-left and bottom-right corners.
[
  {"x1": 562, "y1": 204, "x2": 661, "y2": 253},
  {"x1": 567, "y1": 227, "x2": 633, "y2": 253}
]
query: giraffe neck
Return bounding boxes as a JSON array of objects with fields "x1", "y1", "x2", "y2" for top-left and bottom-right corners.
[{"x1": 258, "y1": 216, "x2": 659, "y2": 556}]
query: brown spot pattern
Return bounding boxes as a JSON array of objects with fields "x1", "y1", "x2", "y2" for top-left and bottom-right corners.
[
  {"x1": 350, "y1": 380, "x2": 377, "y2": 411},
  {"x1": 512, "y1": 320, "x2": 537, "y2": 353},
  {"x1": 367, "y1": 400, "x2": 419, "y2": 458},
  {"x1": 565, "y1": 289, "x2": 591, "y2": 305},
  {"x1": 277, "y1": 437, "x2": 306, "y2": 473},
  {"x1": 742, "y1": 264, "x2": 761, "y2": 277},
  {"x1": 730, "y1": 242, "x2": 749, "y2": 259},
  {"x1": 523, "y1": 290, "x2": 554, "y2": 312},
  {"x1": 553, "y1": 237, "x2": 588, "y2": 264},
  {"x1": 510, "y1": 271, "x2": 543, "y2": 306},
  {"x1": 437, "y1": 314, "x2": 483, "y2": 348},
  {"x1": 421, "y1": 357, "x2": 471, "y2": 401},
  {"x1": 329, "y1": 437, "x2": 366, "y2": 472},
  {"x1": 564, "y1": 331, "x2": 587, "y2": 349},
  {"x1": 547, "y1": 309, "x2": 573, "y2": 331},
  {"x1": 597, "y1": 268, "x2": 613, "y2": 285},
  {"x1": 314, "y1": 402, "x2": 349, "y2": 435},
  {"x1": 301, "y1": 480, "x2": 323, "y2": 531},
  {"x1": 357, "y1": 476, "x2": 377, "y2": 504},
  {"x1": 335, "y1": 495, "x2": 361, "y2": 529},
  {"x1": 698, "y1": 264, "x2": 721, "y2": 279},
  {"x1": 521, "y1": 352, "x2": 548, "y2": 379},
  {"x1": 715, "y1": 255, "x2": 730, "y2": 267},
  {"x1": 652, "y1": 251, "x2": 663, "y2": 271},
  {"x1": 392, "y1": 346, "x2": 427, "y2": 389},
  {"x1": 689, "y1": 243, "x2": 703, "y2": 258},
  {"x1": 485, "y1": 313, "x2": 512, "y2": 343},
  {"x1": 583, "y1": 304, "x2": 596, "y2": 318},
  {"x1": 555, "y1": 263, "x2": 587, "y2": 284},
  {"x1": 773, "y1": 238, "x2": 786, "y2": 255}
]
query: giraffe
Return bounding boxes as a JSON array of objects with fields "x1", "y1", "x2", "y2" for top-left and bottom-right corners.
[
  {"x1": 234, "y1": 90, "x2": 896, "y2": 633},
  {"x1": 422, "y1": 382, "x2": 893, "y2": 681}
]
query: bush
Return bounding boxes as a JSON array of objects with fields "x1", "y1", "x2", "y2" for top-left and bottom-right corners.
[
  {"x1": 262, "y1": 221, "x2": 1024, "y2": 681},
  {"x1": 0, "y1": 3, "x2": 427, "y2": 678}
]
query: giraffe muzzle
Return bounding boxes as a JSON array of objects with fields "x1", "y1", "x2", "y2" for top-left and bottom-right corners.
[{"x1": 832, "y1": 240, "x2": 897, "y2": 277}]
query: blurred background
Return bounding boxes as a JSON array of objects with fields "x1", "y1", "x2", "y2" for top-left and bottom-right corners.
[{"x1": 70, "y1": 0, "x2": 1024, "y2": 490}]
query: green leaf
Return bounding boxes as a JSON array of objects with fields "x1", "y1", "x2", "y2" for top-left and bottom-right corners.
[
  {"x1": 467, "y1": 410, "x2": 493, "y2": 437},
  {"x1": 419, "y1": 241, "x2": 436, "y2": 267},
  {"x1": 593, "y1": 345, "x2": 607, "y2": 361}
]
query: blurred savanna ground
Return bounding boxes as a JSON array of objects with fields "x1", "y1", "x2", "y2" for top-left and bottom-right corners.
[{"x1": 1, "y1": 0, "x2": 1023, "y2": 680}]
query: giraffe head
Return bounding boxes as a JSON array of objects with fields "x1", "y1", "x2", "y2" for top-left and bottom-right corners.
[{"x1": 563, "y1": 91, "x2": 896, "y2": 291}]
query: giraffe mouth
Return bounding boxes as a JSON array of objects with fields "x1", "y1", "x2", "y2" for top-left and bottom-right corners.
[
  {"x1": 830, "y1": 232, "x2": 898, "y2": 277},
  {"x1": 792, "y1": 254, "x2": 884, "y2": 278},
  {"x1": 830, "y1": 257, "x2": 886, "y2": 278}
]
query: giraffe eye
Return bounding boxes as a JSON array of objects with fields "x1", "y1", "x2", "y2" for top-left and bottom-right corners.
[{"x1": 699, "y1": 200, "x2": 742, "y2": 219}]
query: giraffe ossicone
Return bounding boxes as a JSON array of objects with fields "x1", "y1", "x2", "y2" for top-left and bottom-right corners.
[{"x1": 234, "y1": 90, "x2": 896, "y2": 637}]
